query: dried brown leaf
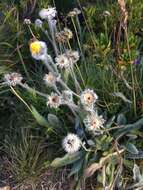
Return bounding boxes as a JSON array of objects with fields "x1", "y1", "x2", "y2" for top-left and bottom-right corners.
[{"x1": 84, "y1": 149, "x2": 125, "y2": 179}]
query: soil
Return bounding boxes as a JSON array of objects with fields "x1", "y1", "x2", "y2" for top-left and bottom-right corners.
[
  {"x1": 0, "y1": 155, "x2": 73, "y2": 190},
  {"x1": 0, "y1": 156, "x2": 97, "y2": 190}
]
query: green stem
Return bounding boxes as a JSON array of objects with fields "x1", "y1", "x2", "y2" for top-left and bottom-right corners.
[
  {"x1": 71, "y1": 17, "x2": 83, "y2": 56},
  {"x1": 19, "y1": 83, "x2": 47, "y2": 98},
  {"x1": 125, "y1": 29, "x2": 137, "y2": 117},
  {"x1": 67, "y1": 40, "x2": 85, "y2": 87}
]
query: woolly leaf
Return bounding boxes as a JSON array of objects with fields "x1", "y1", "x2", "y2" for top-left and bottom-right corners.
[
  {"x1": 114, "y1": 118, "x2": 143, "y2": 137},
  {"x1": 117, "y1": 113, "x2": 127, "y2": 125},
  {"x1": 126, "y1": 134, "x2": 137, "y2": 139},
  {"x1": 126, "y1": 143, "x2": 139, "y2": 154},
  {"x1": 68, "y1": 158, "x2": 84, "y2": 177},
  {"x1": 87, "y1": 139, "x2": 95, "y2": 147},
  {"x1": 111, "y1": 92, "x2": 131, "y2": 104},
  {"x1": 133, "y1": 164, "x2": 142, "y2": 182},
  {"x1": 105, "y1": 115, "x2": 115, "y2": 128},
  {"x1": 126, "y1": 151, "x2": 143, "y2": 159},
  {"x1": 51, "y1": 151, "x2": 83, "y2": 168},
  {"x1": 48, "y1": 114, "x2": 61, "y2": 127},
  {"x1": 75, "y1": 117, "x2": 85, "y2": 138},
  {"x1": 31, "y1": 105, "x2": 49, "y2": 128}
]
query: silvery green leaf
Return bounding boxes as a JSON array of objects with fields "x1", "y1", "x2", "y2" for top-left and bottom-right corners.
[
  {"x1": 87, "y1": 140, "x2": 95, "y2": 146},
  {"x1": 75, "y1": 117, "x2": 80, "y2": 130},
  {"x1": 106, "y1": 163, "x2": 113, "y2": 176},
  {"x1": 97, "y1": 173, "x2": 103, "y2": 184},
  {"x1": 31, "y1": 106, "x2": 49, "y2": 128},
  {"x1": 48, "y1": 113, "x2": 61, "y2": 127},
  {"x1": 77, "y1": 128, "x2": 85, "y2": 138},
  {"x1": 117, "y1": 113, "x2": 127, "y2": 125},
  {"x1": 133, "y1": 164, "x2": 142, "y2": 182},
  {"x1": 75, "y1": 117, "x2": 84, "y2": 138},
  {"x1": 126, "y1": 134, "x2": 137, "y2": 139},
  {"x1": 122, "y1": 76, "x2": 133, "y2": 90},
  {"x1": 101, "y1": 111, "x2": 107, "y2": 120},
  {"x1": 126, "y1": 151, "x2": 143, "y2": 159},
  {"x1": 105, "y1": 115, "x2": 115, "y2": 128},
  {"x1": 111, "y1": 92, "x2": 131, "y2": 104},
  {"x1": 68, "y1": 159, "x2": 83, "y2": 177},
  {"x1": 114, "y1": 118, "x2": 143, "y2": 137},
  {"x1": 51, "y1": 151, "x2": 83, "y2": 168},
  {"x1": 126, "y1": 143, "x2": 139, "y2": 154}
]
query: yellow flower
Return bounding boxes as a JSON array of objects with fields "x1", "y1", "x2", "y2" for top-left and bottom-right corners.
[
  {"x1": 30, "y1": 41, "x2": 41, "y2": 55},
  {"x1": 29, "y1": 40, "x2": 47, "y2": 60}
]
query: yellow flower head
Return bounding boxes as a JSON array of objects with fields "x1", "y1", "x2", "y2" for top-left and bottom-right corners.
[
  {"x1": 29, "y1": 40, "x2": 47, "y2": 60},
  {"x1": 30, "y1": 41, "x2": 41, "y2": 55}
]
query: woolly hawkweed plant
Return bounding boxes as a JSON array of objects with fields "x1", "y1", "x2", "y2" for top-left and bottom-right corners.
[{"x1": 3, "y1": 1, "x2": 143, "y2": 189}]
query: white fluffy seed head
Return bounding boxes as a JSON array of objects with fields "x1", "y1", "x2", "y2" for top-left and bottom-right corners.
[
  {"x1": 4, "y1": 72, "x2": 23, "y2": 86},
  {"x1": 39, "y1": 7, "x2": 57, "y2": 20},
  {"x1": 62, "y1": 133, "x2": 81, "y2": 154}
]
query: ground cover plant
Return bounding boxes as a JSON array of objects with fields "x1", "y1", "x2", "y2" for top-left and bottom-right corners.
[{"x1": 1, "y1": 0, "x2": 143, "y2": 189}]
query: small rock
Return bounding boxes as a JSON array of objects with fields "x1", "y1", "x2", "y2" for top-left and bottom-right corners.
[{"x1": 0, "y1": 186, "x2": 10, "y2": 190}]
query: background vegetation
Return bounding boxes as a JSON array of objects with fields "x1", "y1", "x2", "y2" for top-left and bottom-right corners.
[{"x1": 1, "y1": 0, "x2": 143, "y2": 189}]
